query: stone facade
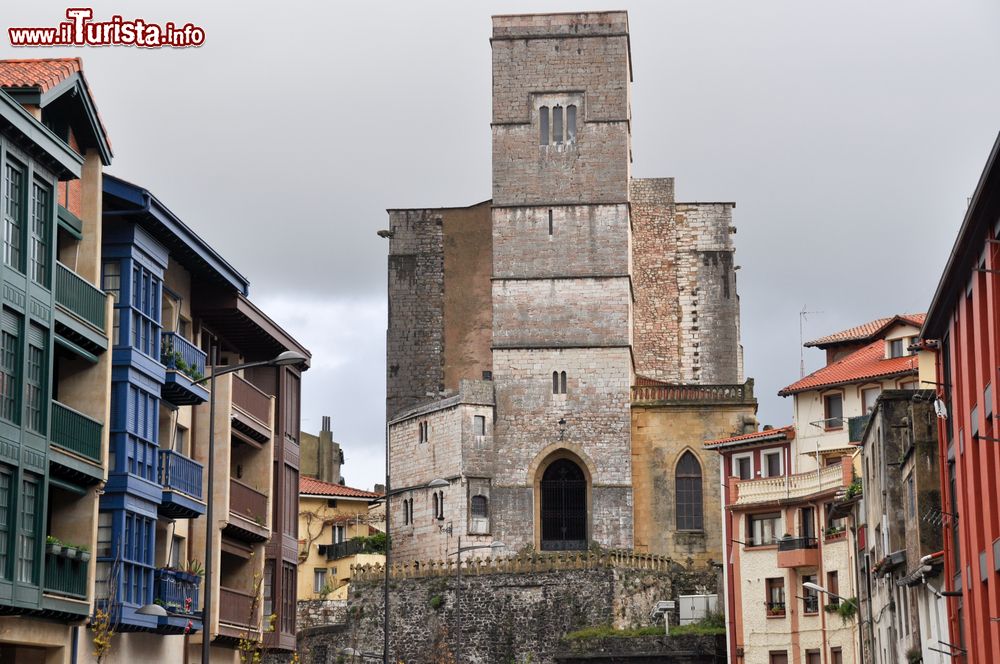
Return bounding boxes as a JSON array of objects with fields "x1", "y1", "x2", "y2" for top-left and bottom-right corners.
[
  {"x1": 295, "y1": 553, "x2": 719, "y2": 664},
  {"x1": 385, "y1": 11, "x2": 750, "y2": 565}
]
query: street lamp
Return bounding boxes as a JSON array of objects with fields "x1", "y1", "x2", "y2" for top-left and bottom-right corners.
[
  {"x1": 448, "y1": 538, "x2": 505, "y2": 661},
  {"x1": 370, "y1": 478, "x2": 449, "y2": 664},
  {"x1": 802, "y1": 581, "x2": 856, "y2": 607},
  {"x1": 194, "y1": 348, "x2": 307, "y2": 664}
]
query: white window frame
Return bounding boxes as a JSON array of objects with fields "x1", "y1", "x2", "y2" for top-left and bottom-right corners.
[
  {"x1": 313, "y1": 568, "x2": 327, "y2": 593},
  {"x1": 731, "y1": 452, "x2": 754, "y2": 480},
  {"x1": 760, "y1": 447, "x2": 785, "y2": 478}
]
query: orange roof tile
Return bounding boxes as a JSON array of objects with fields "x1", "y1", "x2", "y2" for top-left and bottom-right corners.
[
  {"x1": 804, "y1": 314, "x2": 925, "y2": 348},
  {"x1": 779, "y1": 340, "x2": 918, "y2": 396},
  {"x1": 0, "y1": 58, "x2": 82, "y2": 92},
  {"x1": 299, "y1": 476, "x2": 382, "y2": 500},
  {"x1": 705, "y1": 425, "x2": 794, "y2": 448}
]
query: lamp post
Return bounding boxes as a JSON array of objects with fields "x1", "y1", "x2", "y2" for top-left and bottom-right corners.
[
  {"x1": 195, "y1": 348, "x2": 307, "y2": 664},
  {"x1": 447, "y1": 538, "x2": 505, "y2": 661},
  {"x1": 802, "y1": 581, "x2": 856, "y2": 607},
  {"x1": 370, "y1": 478, "x2": 448, "y2": 664}
]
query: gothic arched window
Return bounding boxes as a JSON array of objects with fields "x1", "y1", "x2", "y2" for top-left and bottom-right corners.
[
  {"x1": 471, "y1": 495, "x2": 488, "y2": 519},
  {"x1": 676, "y1": 451, "x2": 703, "y2": 531}
]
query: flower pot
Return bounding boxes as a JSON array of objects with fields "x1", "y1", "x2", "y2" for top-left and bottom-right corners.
[
  {"x1": 79, "y1": 551, "x2": 91, "y2": 562},
  {"x1": 62, "y1": 547, "x2": 78, "y2": 559},
  {"x1": 47, "y1": 544, "x2": 62, "y2": 556}
]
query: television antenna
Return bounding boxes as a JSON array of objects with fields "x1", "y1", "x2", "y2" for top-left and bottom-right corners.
[{"x1": 799, "y1": 306, "x2": 823, "y2": 378}]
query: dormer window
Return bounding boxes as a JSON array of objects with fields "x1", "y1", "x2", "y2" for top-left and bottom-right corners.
[{"x1": 888, "y1": 338, "x2": 904, "y2": 359}]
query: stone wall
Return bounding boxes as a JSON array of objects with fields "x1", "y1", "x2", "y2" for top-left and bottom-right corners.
[
  {"x1": 294, "y1": 553, "x2": 719, "y2": 664},
  {"x1": 298, "y1": 599, "x2": 348, "y2": 630}
]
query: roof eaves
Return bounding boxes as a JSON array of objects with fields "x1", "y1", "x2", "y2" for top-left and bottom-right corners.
[{"x1": 0, "y1": 88, "x2": 82, "y2": 178}]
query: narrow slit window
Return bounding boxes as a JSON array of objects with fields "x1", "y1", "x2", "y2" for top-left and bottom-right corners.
[
  {"x1": 566, "y1": 105, "x2": 577, "y2": 142},
  {"x1": 539, "y1": 106, "x2": 549, "y2": 146},
  {"x1": 560, "y1": 371, "x2": 567, "y2": 394},
  {"x1": 552, "y1": 106, "x2": 563, "y2": 144},
  {"x1": 552, "y1": 371, "x2": 560, "y2": 395},
  {"x1": 548, "y1": 209, "x2": 553, "y2": 236}
]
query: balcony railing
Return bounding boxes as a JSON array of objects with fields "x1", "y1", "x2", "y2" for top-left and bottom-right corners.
[
  {"x1": 154, "y1": 568, "x2": 200, "y2": 614},
  {"x1": 159, "y1": 449, "x2": 203, "y2": 499},
  {"x1": 51, "y1": 401, "x2": 102, "y2": 463},
  {"x1": 230, "y1": 479, "x2": 267, "y2": 526},
  {"x1": 777, "y1": 536, "x2": 818, "y2": 552},
  {"x1": 162, "y1": 332, "x2": 206, "y2": 381},
  {"x1": 631, "y1": 381, "x2": 752, "y2": 404},
  {"x1": 232, "y1": 375, "x2": 271, "y2": 426},
  {"x1": 848, "y1": 414, "x2": 871, "y2": 443},
  {"x1": 734, "y1": 464, "x2": 845, "y2": 506},
  {"x1": 44, "y1": 550, "x2": 88, "y2": 599},
  {"x1": 319, "y1": 539, "x2": 381, "y2": 560},
  {"x1": 56, "y1": 262, "x2": 106, "y2": 331},
  {"x1": 219, "y1": 586, "x2": 255, "y2": 626}
]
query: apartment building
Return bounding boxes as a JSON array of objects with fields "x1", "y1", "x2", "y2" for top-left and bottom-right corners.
[
  {"x1": 97, "y1": 175, "x2": 310, "y2": 662},
  {"x1": 712, "y1": 315, "x2": 925, "y2": 664},
  {"x1": 297, "y1": 476, "x2": 383, "y2": 602},
  {"x1": 0, "y1": 59, "x2": 114, "y2": 662},
  {"x1": 856, "y1": 389, "x2": 946, "y2": 664},
  {"x1": 919, "y1": 131, "x2": 1000, "y2": 664}
]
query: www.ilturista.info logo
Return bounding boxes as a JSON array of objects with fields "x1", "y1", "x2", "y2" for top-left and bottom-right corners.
[{"x1": 9, "y1": 8, "x2": 205, "y2": 48}]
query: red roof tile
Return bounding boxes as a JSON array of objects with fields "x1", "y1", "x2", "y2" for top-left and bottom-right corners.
[
  {"x1": 0, "y1": 58, "x2": 82, "y2": 92},
  {"x1": 779, "y1": 340, "x2": 918, "y2": 396},
  {"x1": 705, "y1": 426, "x2": 794, "y2": 448},
  {"x1": 299, "y1": 476, "x2": 382, "y2": 500},
  {"x1": 804, "y1": 314, "x2": 925, "y2": 348}
]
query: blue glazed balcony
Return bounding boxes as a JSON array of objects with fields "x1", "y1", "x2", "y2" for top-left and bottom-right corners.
[
  {"x1": 158, "y1": 449, "x2": 205, "y2": 519},
  {"x1": 152, "y1": 568, "x2": 202, "y2": 635},
  {"x1": 160, "y1": 332, "x2": 209, "y2": 406}
]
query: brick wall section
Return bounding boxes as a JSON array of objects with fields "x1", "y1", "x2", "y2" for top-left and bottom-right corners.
[
  {"x1": 492, "y1": 205, "x2": 630, "y2": 279},
  {"x1": 294, "y1": 558, "x2": 719, "y2": 664},
  {"x1": 492, "y1": 278, "x2": 631, "y2": 348},
  {"x1": 631, "y1": 178, "x2": 681, "y2": 381},
  {"x1": 442, "y1": 201, "x2": 493, "y2": 391},
  {"x1": 386, "y1": 209, "x2": 445, "y2": 420},
  {"x1": 674, "y1": 202, "x2": 742, "y2": 384},
  {"x1": 492, "y1": 347, "x2": 633, "y2": 551},
  {"x1": 491, "y1": 13, "x2": 630, "y2": 206},
  {"x1": 389, "y1": 380, "x2": 496, "y2": 561}
]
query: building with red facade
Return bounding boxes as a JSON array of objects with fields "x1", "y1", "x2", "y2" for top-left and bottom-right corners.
[{"x1": 921, "y1": 132, "x2": 1000, "y2": 663}]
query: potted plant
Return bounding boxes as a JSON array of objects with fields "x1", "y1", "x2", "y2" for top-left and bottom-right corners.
[
  {"x1": 184, "y1": 559, "x2": 204, "y2": 583},
  {"x1": 62, "y1": 542, "x2": 78, "y2": 559},
  {"x1": 46, "y1": 536, "x2": 62, "y2": 556},
  {"x1": 77, "y1": 545, "x2": 91, "y2": 562}
]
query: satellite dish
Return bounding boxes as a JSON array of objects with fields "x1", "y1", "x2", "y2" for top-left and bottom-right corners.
[{"x1": 934, "y1": 399, "x2": 948, "y2": 420}]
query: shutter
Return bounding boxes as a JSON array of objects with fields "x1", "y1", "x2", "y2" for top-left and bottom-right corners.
[{"x1": 0, "y1": 309, "x2": 18, "y2": 336}]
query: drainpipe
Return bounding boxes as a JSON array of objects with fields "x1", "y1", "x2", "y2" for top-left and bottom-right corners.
[{"x1": 71, "y1": 626, "x2": 79, "y2": 664}]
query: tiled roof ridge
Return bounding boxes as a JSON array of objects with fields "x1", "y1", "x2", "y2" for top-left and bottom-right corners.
[
  {"x1": 804, "y1": 313, "x2": 926, "y2": 348},
  {"x1": 779, "y1": 339, "x2": 918, "y2": 396},
  {"x1": 705, "y1": 425, "x2": 794, "y2": 448}
]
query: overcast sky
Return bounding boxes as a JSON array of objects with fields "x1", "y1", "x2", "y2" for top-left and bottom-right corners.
[{"x1": 4, "y1": 1, "x2": 999, "y2": 490}]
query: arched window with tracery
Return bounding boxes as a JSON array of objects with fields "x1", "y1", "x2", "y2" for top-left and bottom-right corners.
[{"x1": 676, "y1": 451, "x2": 703, "y2": 531}]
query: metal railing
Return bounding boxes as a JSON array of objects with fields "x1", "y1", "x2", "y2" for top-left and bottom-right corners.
[
  {"x1": 158, "y1": 449, "x2": 203, "y2": 499},
  {"x1": 51, "y1": 401, "x2": 102, "y2": 463},
  {"x1": 55, "y1": 262, "x2": 106, "y2": 331},
  {"x1": 44, "y1": 550, "x2": 88, "y2": 598},
  {"x1": 765, "y1": 601, "x2": 786, "y2": 616},
  {"x1": 229, "y1": 479, "x2": 267, "y2": 526},
  {"x1": 162, "y1": 332, "x2": 207, "y2": 381},
  {"x1": 777, "y1": 536, "x2": 818, "y2": 552},
  {"x1": 219, "y1": 586, "x2": 255, "y2": 626},
  {"x1": 232, "y1": 375, "x2": 271, "y2": 426},
  {"x1": 154, "y1": 568, "x2": 200, "y2": 613},
  {"x1": 319, "y1": 539, "x2": 382, "y2": 560},
  {"x1": 848, "y1": 414, "x2": 871, "y2": 442}
]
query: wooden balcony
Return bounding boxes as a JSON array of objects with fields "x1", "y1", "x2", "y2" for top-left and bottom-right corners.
[
  {"x1": 161, "y1": 332, "x2": 209, "y2": 406},
  {"x1": 55, "y1": 262, "x2": 106, "y2": 331},
  {"x1": 218, "y1": 586, "x2": 256, "y2": 632},
  {"x1": 227, "y1": 479, "x2": 269, "y2": 541},
  {"x1": 158, "y1": 449, "x2": 205, "y2": 520},
  {"x1": 49, "y1": 401, "x2": 104, "y2": 485},
  {"x1": 231, "y1": 375, "x2": 271, "y2": 443}
]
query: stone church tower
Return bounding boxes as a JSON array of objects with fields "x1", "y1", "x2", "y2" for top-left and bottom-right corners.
[{"x1": 384, "y1": 11, "x2": 756, "y2": 562}]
